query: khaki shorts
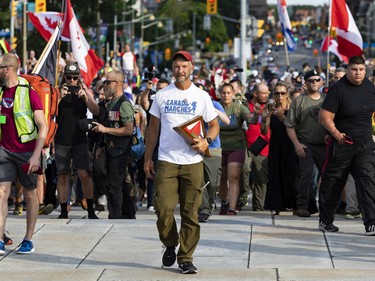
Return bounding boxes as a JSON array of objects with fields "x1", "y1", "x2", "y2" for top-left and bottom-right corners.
[{"x1": 0, "y1": 147, "x2": 37, "y2": 190}]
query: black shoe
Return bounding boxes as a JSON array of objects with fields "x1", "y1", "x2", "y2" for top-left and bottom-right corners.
[
  {"x1": 296, "y1": 208, "x2": 311, "y2": 217},
  {"x1": 3, "y1": 232, "x2": 13, "y2": 245},
  {"x1": 319, "y1": 221, "x2": 339, "y2": 232},
  {"x1": 179, "y1": 262, "x2": 198, "y2": 274},
  {"x1": 198, "y1": 213, "x2": 209, "y2": 223},
  {"x1": 365, "y1": 225, "x2": 375, "y2": 236},
  {"x1": 58, "y1": 213, "x2": 68, "y2": 219},
  {"x1": 88, "y1": 213, "x2": 99, "y2": 219},
  {"x1": 162, "y1": 246, "x2": 176, "y2": 267}
]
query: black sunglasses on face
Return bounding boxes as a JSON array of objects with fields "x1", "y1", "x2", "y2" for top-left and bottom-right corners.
[
  {"x1": 274, "y1": 91, "x2": 287, "y2": 95},
  {"x1": 307, "y1": 78, "x2": 321, "y2": 83},
  {"x1": 104, "y1": 80, "x2": 119, "y2": 85},
  {"x1": 66, "y1": 75, "x2": 79, "y2": 80}
]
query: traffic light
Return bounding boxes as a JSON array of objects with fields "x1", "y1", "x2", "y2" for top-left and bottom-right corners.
[
  {"x1": 11, "y1": 0, "x2": 18, "y2": 17},
  {"x1": 35, "y1": 0, "x2": 46, "y2": 12},
  {"x1": 257, "y1": 19, "x2": 265, "y2": 38},
  {"x1": 165, "y1": 48, "x2": 171, "y2": 60},
  {"x1": 206, "y1": 0, "x2": 217, "y2": 15},
  {"x1": 11, "y1": 37, "x2": 17, "y2": 50}
]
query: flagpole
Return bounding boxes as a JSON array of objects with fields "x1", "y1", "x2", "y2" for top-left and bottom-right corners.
[
  {"x1": 283, "y1": 37, "x2": 290, "y2": 71},
  {"x1": 327, "y1": 0, "x2": 331, "y2": 87}
]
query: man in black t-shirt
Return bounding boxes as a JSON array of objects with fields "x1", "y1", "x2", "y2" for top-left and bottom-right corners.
[
  {"x1": 55, "y1": 63, "x2": 99, "y2": 219},
  {"x1": 318, "y1": 56, "x2": 375, "y2": 236}
]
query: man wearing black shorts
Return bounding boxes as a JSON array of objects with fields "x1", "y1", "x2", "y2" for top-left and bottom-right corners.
[
  {"x1": 318, "y1": 56, "x2": 375, "y2": 235},
  {"x1": 0, "y1": 53, "x2": 47, "y2": 254},
  {"x1": 55, "y1": 62, "x2": 99, "y2": 219}
]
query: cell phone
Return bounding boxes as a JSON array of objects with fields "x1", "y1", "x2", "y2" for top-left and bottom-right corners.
[
  {"x1": 344, "y1": 135, "x2": 353, "y2": 145},
  {"x1": 67, "y1": 85, "x2": 80, "y2": 93}
]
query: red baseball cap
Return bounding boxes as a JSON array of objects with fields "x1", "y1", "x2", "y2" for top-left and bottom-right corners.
[{"x1": 172, "y1": 51, "x2": 194, "y2": 64}]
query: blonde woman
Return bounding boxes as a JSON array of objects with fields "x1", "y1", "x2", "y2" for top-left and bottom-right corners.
[{"x1": 261, "y1": 80, "x2": 297, "y2": 214}]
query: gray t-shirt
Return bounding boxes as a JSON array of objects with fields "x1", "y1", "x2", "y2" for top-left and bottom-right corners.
[{"x1": 285, "y1": 93, "x2": 326, "y2": 145}]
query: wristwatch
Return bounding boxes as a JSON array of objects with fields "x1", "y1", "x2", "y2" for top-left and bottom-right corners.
[{"x1": 206, "y1": 137, "x2": 213, "y2": 145}]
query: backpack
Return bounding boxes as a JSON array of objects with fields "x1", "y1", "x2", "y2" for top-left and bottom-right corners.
[
  {"x1": 20, "y1": 74, "x2": 59, "y2": 148},
  {"x1": 131, "y1": 125, "x2": 145, "y2": 161}
]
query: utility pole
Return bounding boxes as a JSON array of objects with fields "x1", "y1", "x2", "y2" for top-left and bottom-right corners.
[
  {"x1": 240, "y1": 0, "x2": 248, "y2": 85},
  {"x1": 22, "y1": 0, "x2": 27, "y2": 74}
]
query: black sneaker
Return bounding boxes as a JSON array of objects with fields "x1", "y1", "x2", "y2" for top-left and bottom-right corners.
[
  {"x1": 198, "y1": 213, "x2": 209, "y2": 223},
  {"x1": 365, "y1": 225, "x2": 375, "y2": 236},
  {"x1": 319, "y1": 221, "x2": 339, "y2": 232},
  {"x1": 162, "y1": 246, "x2": 176, "y2": 267},
  {"x1": 179, "y1": 262, "x2": 198, "y2": 274}
]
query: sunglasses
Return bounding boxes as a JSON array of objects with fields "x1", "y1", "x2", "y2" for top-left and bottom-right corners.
[
  {"x1": 66, "y1": 75, "x2": 79, "y2": 80},
  {"x1": 274, "y1": 91, "x2": 287, "y2": 95},
  {"x1": 104, "y1": 79, "x2": 120, "y2": 85},
  {"x1": 307, "y1": 78, "x2": 321, "y2": 83}
]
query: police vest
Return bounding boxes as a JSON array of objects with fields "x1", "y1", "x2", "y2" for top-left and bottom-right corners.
[
  {"x1": 0, "y1": 77, "x2": 37, "y2": 143},
  {"x1": 105, "y1": 95, "x2": 132, "y2": 157}
]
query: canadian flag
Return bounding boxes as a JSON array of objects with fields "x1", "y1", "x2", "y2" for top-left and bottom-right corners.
[
  {"x1": 320, "y1": 36, "x2": 348, "y2": 63},
  {"x1": 61, "y1": 0, "x2": 103, "y2": 85},
  {"x1": 330, "y1": 0, "x2": 362, "y2": 58},
  {"x1": 28, "y1": 12, "x2": 69, "y2": 42}
]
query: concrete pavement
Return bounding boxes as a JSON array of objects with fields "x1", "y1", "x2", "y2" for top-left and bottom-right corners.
[{"x1": 1, "y1": 203, "x2": 375, "y2": 281}]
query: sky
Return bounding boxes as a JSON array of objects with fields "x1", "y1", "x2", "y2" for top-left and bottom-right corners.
[{"x1": 267, "y1": 0, "x2": 328, "y2": 6}]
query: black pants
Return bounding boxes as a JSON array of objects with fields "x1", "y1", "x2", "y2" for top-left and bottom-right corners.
[
  {"x1": 92, "y1": 145, "x2": 107, "y2": 200},
  {"x1": 295, "y1": 143, "x2": 326, "y2": 209},
  {"x1": 319, "y1": 139, "x2": 375, "y2": 227},
  {"x1": 106, "y1": 150, "x2": 133, "y2": 219}
]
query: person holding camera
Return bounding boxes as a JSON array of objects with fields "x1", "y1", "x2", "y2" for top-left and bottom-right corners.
[
  {"x1": 55, "y1": 62, "x2": 99, "y2": 219},
  {"x1": 92, "y1": 69, "x2": 135, "y2": 219}
]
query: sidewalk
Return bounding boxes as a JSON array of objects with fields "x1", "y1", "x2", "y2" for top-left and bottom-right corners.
[{"x1": 1, "y1": 203, "x2": 375, "y2": 281}]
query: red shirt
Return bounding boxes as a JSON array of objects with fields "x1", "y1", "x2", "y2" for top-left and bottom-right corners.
[
  {"x1": 0, "y1": 85, "x2": 43, "y2": 153},
  {"x1": 246, "y1": 101, "x2": 271, "y2": 157}
]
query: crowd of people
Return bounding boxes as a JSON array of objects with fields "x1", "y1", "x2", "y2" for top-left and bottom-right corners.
[{"x1": 1, "y1": 46, "x2": 375, "y2": 274}]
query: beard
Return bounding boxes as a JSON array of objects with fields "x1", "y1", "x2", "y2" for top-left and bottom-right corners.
[{"x1": 0, "y1": 73, "x2": 6, "y2": 86}]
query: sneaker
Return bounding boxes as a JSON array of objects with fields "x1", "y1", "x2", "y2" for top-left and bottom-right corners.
[
  {"x1": 17, "y1": 239, "x2": 34, "y2": 254},
  {"x1": 0, "y1": 241, "x2": 5, "y2": 256},
  {"x1": 179, "y1": 262, "x2": 198, "y2": 274},
  {"x1": 198, "y1": 213, "x2": 209, "y2": 222},
  {"x1": 162, "y1": 246, "x2": 176, "y2": 267},
  {"x1": 38, "y1": 203, "x2": 54, "y2": 215},
  {"x1": 345, "y1": 213, "x2": 362, "y2": 219},
  {"x1": 319, "y1": 221, "x2": 339, "y2": 232},
  {"x1": 296, "y1": 208, "x2": 311, "y2": 217},
  {"x1": 227, "y1": 209, "x2": 237, "y2": 216},
  {"x1": 4, "y1": 232, "x2": 13, "y2": 245},
  {"x1": 147, "y1": 206, "x2": 155, "y2": 212},
  {"x1": 365, "y1": 225, "x2": 375, "y2": 236},
  {"x1": 58, "y1": 213, "x2": 68, "y2": 219},
  {"x1": 219, "y1": 203, "x2": 228, "y2": 215},
  {"x1": 13, "y1": 204, "x2": 23, "y2": 216}
]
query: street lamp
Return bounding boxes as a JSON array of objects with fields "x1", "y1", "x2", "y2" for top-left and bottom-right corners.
[{"x1": 139, "y1": 15, "x2": 160, "y2": 71}]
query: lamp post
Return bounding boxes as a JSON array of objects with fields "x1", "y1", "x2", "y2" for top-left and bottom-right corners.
[{"x1": 139, "y1": 14, "x2": 156, "y2": 71}]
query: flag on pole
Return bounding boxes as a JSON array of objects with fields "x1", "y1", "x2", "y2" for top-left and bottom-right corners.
[
  {"x1": 277, "y1": 0, "x2": 296, "y2": 51},
  {"x1": 0, "y1": 39, "x2": 11, "y2": 54},
  {"x1": 320, "y1": 35, "x2": 348, "y2": 63},
  {"x1": 61, "y1": 0, "x2": 103, "y2": 86},
  {"x1": 32, "y1": 23, "x2": 61, "y2": 86},
  {"x1": 330, "y1": 0, "x2": 362, "y2": 57},
  {"x1": 28, "y1": 12, "x2": 68, "y2": 42}
]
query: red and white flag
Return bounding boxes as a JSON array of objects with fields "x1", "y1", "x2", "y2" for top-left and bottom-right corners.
[
  {"x1": 330, "y1": 0, "x2": 362, "y2": 58},
  {"x1": 28, "y1": 12, "x2": 69, "y2": 42},
  {"x1": 61, "y1": 0, "x2": 103, "y2": 86},
  {"x1": 321, "y1": 35, "x2": 348, "y2": 63}
]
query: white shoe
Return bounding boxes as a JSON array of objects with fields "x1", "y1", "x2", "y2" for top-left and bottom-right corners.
[
  {"x1": 147, "y1": 206, "x2": 155, "y2": 212},
  {"x1": 98, "y1": 195, "x2": 107, "y2": 206}
]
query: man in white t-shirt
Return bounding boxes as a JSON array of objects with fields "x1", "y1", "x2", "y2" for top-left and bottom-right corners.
[
  {"x1": 121, "y1": 44, "x2": 137, "y2": 83},
  {"x1": 144, "y1": 51, "x2": 219, "y2": 274}
]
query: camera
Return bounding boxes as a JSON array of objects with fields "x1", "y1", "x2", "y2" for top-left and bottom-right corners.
[
  {"x1": 266, "y1": 99, "x2": 275, "y2": 112},
  {"x1": 79, "y1": 118, "x2": 97, "y2": 133},
  {"x1": 67, "y1": 85, "x2": 80, "y2": 93},
  {"x1": 143, "y1": 66, "x2": 155, "y2": 82}
]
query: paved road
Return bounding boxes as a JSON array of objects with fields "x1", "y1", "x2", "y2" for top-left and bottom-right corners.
[{"x1": 1, "y1": 203, "x2": 375, "y2": 281}]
